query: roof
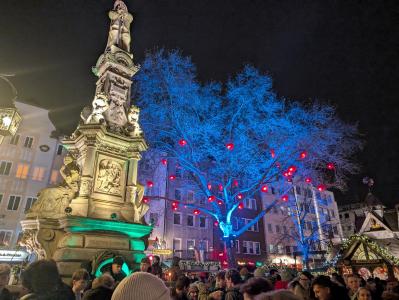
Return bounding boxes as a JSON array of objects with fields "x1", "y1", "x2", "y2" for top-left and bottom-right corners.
[
  {"x1": 364, "y1": 192, "x2": 384, "y2": 207},
  {"x1": 383, "y1": 210, "x2": 399, "y2": 231}
]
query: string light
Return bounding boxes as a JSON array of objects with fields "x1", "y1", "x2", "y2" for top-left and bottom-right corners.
[
  {"x1": 270, "y1": 149, "x2": 275, "y2": 158},
  {"x1": 193, "y1": 209, "x2": 200, "y2": 215},
  {"x1": 207, "y1": 183, "x2": 212, "y2": 190},
  {"x1": 281, "y1": 195, "x2": 289, "y2": 202},
  {"x1": 178, "y1": 139, "x2": 187, "y2": 146},
  {"x1": 261, "y1": 185, "x2": 268, "y2": 193},
  {"x1": 327, "y1": 163, "x2": 335, "y2": 170},
  {"x1": 169, "y1": 175, "x2": 176, "y2": 180},
  {"x1": 233, "y1": 180, "x2": 239, "y2": 187},
  {"x1": 161, "y1": 159, "x2": 167, "y2": 165},
  {"x1": 146, "y1": 181, "x2": 153, "y2": 188},
  {"x1": 143, "y1": 197, "x2": 149, "y2": 203},
  {"x1": 317, "y1": 184, "x2": 326, "y2": 192},
  {"x1": 237, "y1": 193, "x2": 243, "y2": 200},
  {"x1": 208, "y1": 195, "x2": 216, "y2": 202},
  {"x1": 238, "y1": 202, "x2": 244, "y2": 209},
  {"x1": 305, "y1": 177, "x2": 312, "y2": 183},
  {"x1": 226, "y1": 143, "x2": 234, "y2": 150},
  {"x1": 299, "y1": 151, "x2": 307, "y2": 159}
]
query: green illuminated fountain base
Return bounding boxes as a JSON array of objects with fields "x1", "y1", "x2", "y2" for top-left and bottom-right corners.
[{"x1": 20, "y1": 216, "x2": 152, "y2": 283}]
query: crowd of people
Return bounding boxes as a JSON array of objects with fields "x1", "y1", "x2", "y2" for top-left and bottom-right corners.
[{"x1": 0, "y1": 256, "x2": 398, "y2": 300}]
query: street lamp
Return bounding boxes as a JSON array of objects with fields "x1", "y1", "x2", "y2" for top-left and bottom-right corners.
[{"x1": 0, "y1": 74, "x2": 21, "y2": 143}]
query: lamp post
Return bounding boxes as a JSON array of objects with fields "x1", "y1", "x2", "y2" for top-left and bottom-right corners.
[{"x1": 0, "y1": 74, "x2": 21, "y2": 144}]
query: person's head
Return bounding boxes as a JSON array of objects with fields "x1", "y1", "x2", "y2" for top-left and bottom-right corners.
[
  {"x1": 176, "y1": 275, "x2": 190, "y2": 293},
  {"x1": 366, "y1": 278, "x2": 377, "y2": 291},
  {"x1": 254, "y1": 290, "x2": 301, "y2": 300},
  {"x1": 188, "y1": 284, "x2": 199, "y2": 300},
  {"x1": 347, "y1": 274, "x2": 361, "y2": 292},
  {"x1": 298, "y1": 271, "x2": 312, "y2": 289},
  {"x1": 215, "y1": 271, "x2": 226, "y2": 289},
  {"x1": 21, "y1": 259, "x2": 62, "y2": 294},
  {"x1": 152, "y1": 255, "x2": 160, "y2": 265},
  {"x1": 140, "y1": 257, "x2": 151, "y2": 272},
  {"x1": 225, "y1": 269, "x2": 242, "y2": 288},
  {"x1": 92, "y1": 273, "x2": 115, "y2": 290},
  {"x1": 331, "y1": 273, "x2": 346, "y2": 287},
  {"x1": 240, "y1": 267, "x2": 249, "y2": 279},
  {"x1": 358, "y1": 287, "x2": 372, "y2": 300},
  {"x1": 71, "y1": 268, "x2": 90, "y2": 292},
  {"x1": 386, "y1": 280, "x2": 399, "y2": 293},
  {"x1": 0, "y1": 264, "x2": 11, "y2": 288},
  {"x1": 312, "y1": 275, "x2": 333, "y2": 300},
  {"x1": 172, "y1": 256, "x2": 180, "y2": 267},
  {"x1": 112, "y1": 256, "x2": 124, "y2": 275},
  {"x1": 240, "y1": 277, "x2": 273, "y2": 300},
  {"x1": 111, "y1": 272, "x2": 170, "y2": 300}
]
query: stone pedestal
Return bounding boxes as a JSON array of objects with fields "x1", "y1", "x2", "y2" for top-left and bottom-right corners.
[{"x1": 21, "y1": 216, "x2": 152, "y2": 282}]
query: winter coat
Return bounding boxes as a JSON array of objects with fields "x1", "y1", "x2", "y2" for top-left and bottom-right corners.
[{"x1": 82, "y1": 286, "x2": 113, "y2": 300}]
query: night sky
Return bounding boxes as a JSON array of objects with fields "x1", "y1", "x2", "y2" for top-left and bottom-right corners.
[{"x1": 1, "y1": 0, "x2": 398, "y2": 206}]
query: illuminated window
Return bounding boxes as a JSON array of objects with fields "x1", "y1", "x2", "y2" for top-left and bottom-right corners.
[
  {"x1": 0, "y1": 161, "x2": 12, "y2": 176},
  {"x1": 9, "y1": 134, "x2": 20, "y2": 145},
  {"x1": 7, "y1": 195, "x2": 21, "y2": 211},
  {"x1": 243, "y1": 241, "x2": 260, "y2": 255},
  {"x1": 16, "y1": 163, "x2": 30, "y2": 179},
  {"x1": 244, "y1": 198, "x2": 257, "y2": 210},
  {"x1": 32, "y1": 167, "x2": 46, "y2": 181},
  {"x1": 23, "y1": 136, "x2": 34, "y2": 148},
  {"x1": 50, "y1": 170, "x2": 58, "y2": 184},
  {"x1": 25, "y1": 197, "x2": 37, "y2": 213},
  {"x1": 0, "y1": 231, "x2": 12, "y2": 246}
]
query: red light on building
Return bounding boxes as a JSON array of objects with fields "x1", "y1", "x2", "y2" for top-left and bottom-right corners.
[
  {"x1": 261, "y1": 185, "x2": 268, "y2": 193},
  {"x1": 238, "y1": 202, "x2": 244, "y2": 209},
  {"x1": 317, "y1": 184, "x2": 326, "y2": 192},
  {"x1": 169, "y1": 175, "x2": 176, "y2": 180},
  {"x1": 146, "y1": 181, "x2": 153, "y2": 188},
  {"x1": 161, "y1": 159, "x2": 167, "y2": 165},
  {"x1": 281, "y1": 195, "x2": 289, "y2": 202},
  {"x1": 193, "y1": 209, "x2": 200, "y2": 215}
]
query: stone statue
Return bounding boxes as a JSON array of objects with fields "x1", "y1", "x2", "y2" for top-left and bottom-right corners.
[
  {"x1": 106, "y1": 0, "x2": 133, "y2": 52},
  {"x1": 26, "y1": 154, "x2": 80, "y2": 219},
  {"x1": 85, "y1": 94, "x2": 109, "y2": 124},
  {"x1": 96, "y1": 159, "x2": 122, "y2": 195},
  {"x1": 19, "y1": 230, "x2": 46, "y2": 260},
  {"x1": 126, "y1": 184, "x2": 149, "y2": 223},
  {"x1": 126, "y1": 105, "x2": 143, "y2": 137}
]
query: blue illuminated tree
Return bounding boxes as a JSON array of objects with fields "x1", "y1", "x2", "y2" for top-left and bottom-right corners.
[{"x1": 134, "y1": 50, "x2": 362, "y2": 267}]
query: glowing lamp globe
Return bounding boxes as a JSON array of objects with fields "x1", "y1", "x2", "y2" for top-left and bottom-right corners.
[
  {"x1": 283, "y1": 172, "x2": 289, "y2": 177},
  {"x1": 217, "y1": 200, "x2": 223, "y2": 205},
  {"x1": 281, "y1": 195, "x2": 289, "y2": 202},
  {"x1": 178, "y1": 139, "x2": 187, "y2": 146},
  {"x1": 233, "y1": 180, "x2": 239, "y2": 187},
  {"x1": 161, "y1": 159, "x2": 167, "y2": 165},
  {"x1": 226, "y1": 143, "x2": 234, "y2": 151},
  {"x1": 288, "y1": 166, "x2": 297, "y2": 173},
  {"x1": 146, "y1": 181, "x2": 154, "y2": 188},
  {"x1": 305, "y1": 177, "x2": 312, "y2": 184},
  {"x1": 299, "y1": 151, "x2": 307, "y2": 159},
  {"x1": 261, "y1": 185, "x2": 268, "y2": 193},
  {"x1": 169, "y1": 175, "x2": 176, "y2": 181},
  {"x1": 327, "y1": 163, "x2": 335, "y2": 170},
  {"x1": 207, "y1": 183, "x2": 212, "y2": 190},
  {"x1": 208, "y1": 195, "x2": 216, "y2": 202},
  {"x1": 237, "y1": 193, "x2": 243, "y2": 200},
  {"x1": 218, "y1": 184, "x2": 223, "y2": 191},
  {"x1": 238, "y1": 202, "x2": 244, "y2": 209},
  {"x1": 193, "y1": 209, "x2": 200, "y2": 215},
  {"x1": 317, "y1": 184, "x2": 326, "y2": 192}
]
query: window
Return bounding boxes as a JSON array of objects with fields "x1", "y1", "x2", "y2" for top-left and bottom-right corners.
[
  {"x1": 9, "y1": 134, "x2": 20, "y2": 145},
  {"x1": 278, "y1": 244, "x2": 284, "y2": 254},
  {"x1": 56, "y1": 145, "x2": 64, "y2": 155},
  {"x1": 269, "y1": 244, "x2": 274, "y2": 253},
  {"x1": 0, "y1": 161, "x2": 12, "y2": 176},
  {"x1": 276, "y1": 225, "x2": 280, "y2": 233},
  {"x1": 267, "y1": 224, "x2": 273, "y2": 233},
  {"x1": 333, "y1": 226, "x2": 338, "y2": 235},
  {"x1": 244, "y1": 219, "x2": 258, "y2": 232},
  {"x1": 187, "y1": 215, "x2": 194, "y2": 227},
  {"x1": 32, "y1": 167, "x2": 46, "y2": 181},
  {"x1": 199, "y1": 216, "x2": 206, "y2": 228},
  {"x1": 24, "y1": 197, "x2": 37, "y2": 213},
  {"x1": 285, "y1": 246, "x2": 291, "y2": 254},
  {"x1": 50, "y1": 170, "x2": 59, "y2": 184},
  {"x1": 175, "y1": 166, "x2": 182, "y2": 178},
  {"x1": 15, "y1": 163, "x2": 30, "y2": 179},
  {"x1": 235, "y1": 240, "x2": 240, "y2": 253},
  {"x1": 283, "y1": 226, "x2": 287, "y2": 234},
  {"x1": 7, "y1": 195, "x2": 21, "y2": 211},
  {"x1": 199, "y1": 197, "x2": 205, "y2": 206},
  {"x1": 174, "y1": 189, "x2": 182, "y2": 201},
  {"x1": 243, "y1": 241, "x2": 260, "y2": 255},
  {"x1": 173, "y1": 213, "x2": 181, "y2": 225},
  {"x1": 344, "y1": 213, "x2": 349, "y2": 219},
  {"x1": 24, "y1": 136, "x2": 34, "y2": 148},
  {"x1": 187, "y1": 239, "x2": 195, "y2": 251},
  {"x1": 271, "y1": 187, "x2": 275, "y2": 194},
  {"x1": 0, "y1": 231, "x2": 12, "y2": 246},
  {"x1": 149, "y1": 213, "x2": 159, "y2": 227},
  {"x1": 187, "y1": 191, "x2": 194, "y2": 203},
  {"x1": 330, "y1": 209, "x2": 335, "y2": 218},
  {"x1": 244, "y1": 198, "x2": 257, "y2": 210}
]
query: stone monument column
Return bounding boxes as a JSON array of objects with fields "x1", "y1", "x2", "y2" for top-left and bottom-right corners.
[{"x1": 21, "y1": 0, "x2": 152, "y2": 282}]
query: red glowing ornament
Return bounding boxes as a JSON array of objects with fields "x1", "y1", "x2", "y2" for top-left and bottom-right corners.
[
  {"x1": 226, "y1": 143, "x2": 234, "y2": 151},
  {"x1": 305, "y1": 177, "x2": 312, "y2": 184},
  {"x1": 214, "y1": 221, "x2": 219, "y2": 226},
  {"x1": 299, "y1": 151, "x2": 307, "y2": 159},
  {"x1": 218, "y1": 184, "x2": 223, "y2": 191},
  {"x1": 208, "y1": 195, "x2": 216, "y2": 202},
  {"x1": 233, "y1": 180, "x2": 239, "y2": 187},
  {"x1": 283, "y1": 172, "x2": 289, "y2": 177},
  {"x1": 172, "y1": 206, "x2": 178, "y2": 211},
  {"x1": 270, "y1": 149, "x2": 275, "y2": 158},
  {"x1": 161, "y1": 159, "x2": 168, "y2": 165},
  {"x1": 178, "y1": 139, "x2": 187, "y2": 146},
  {"x1": 281, "y1": 195, "x2": 289, "y2": 202},
  {"x1": 193, "y1": 209, "x2": 200, "y2": 215},
  {"x1": 207, "y1": 183, "x2": 212, "y2": 190},
  {"x1": 288, "y1": 166, "x2": 297, "y2": 173},
  {"x1": 261, "y1": 185, "x2": 268, "y2": 193},
  {"x1": 217, "y1": 200, "x2": 223, "y2": 205},
  {"x1": 317, "y1": 184, "x2": 326, "y2": 192},
  {"x1": 146, "y1": 181, "x2": 154, "y2": 188},
  {"x1": 169, "y1": 175, "x2": 176, "y2": 181},
  {"x1": 143, "y1": 197, "x2": 149, "y2": 203},
  {"x1": 327, "y1": 163, "x2": 335, "y2": 170},
  {"x1": 238, "y1": 202, "x2": 244, "y2": 210},
  {"x1": 237, "y1": 193, "x2": 243, "y2": 200}
]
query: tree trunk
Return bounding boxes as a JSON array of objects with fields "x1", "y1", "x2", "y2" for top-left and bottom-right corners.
[
  {"x1": 303, "y1": 251, "x2": 310, "y2": 270},
  {"x1": 225, "y1": 237, "x2": 236, "y2": 268}
]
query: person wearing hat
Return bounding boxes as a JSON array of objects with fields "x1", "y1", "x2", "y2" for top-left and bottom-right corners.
[
  {"x1": 111, "y1": 272, "x2": 170, "y2": 300},
  {"x1": 0, "y1": 264, "x2": 12, "y2": 300}
]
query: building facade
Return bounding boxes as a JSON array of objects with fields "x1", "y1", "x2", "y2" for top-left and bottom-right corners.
[{"x1": 0, "y1": 101, "x2": 62, "y2": 248}]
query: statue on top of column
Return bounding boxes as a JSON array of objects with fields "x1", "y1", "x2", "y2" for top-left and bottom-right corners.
[{"x1": 106, "y1": 0, "x2": 133, "y2": 53}]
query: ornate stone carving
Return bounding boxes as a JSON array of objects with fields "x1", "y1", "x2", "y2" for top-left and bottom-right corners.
[
  {"x1": 126, "y1": 105, "x2": 143, "y2": 137},
  {"x1": 96, "y1": 159, "x2": 122, "y2": 195},
  {"x1": 26, "y1": 155, "x2": 80, "y2": 219},
  {"x1": 79, "y1": 178, "x2": 92, "y2": 196},
  {"x1": 126, "y1": 184, "x2": 149, "y2": 223},
  {"x1": 106, "y1": 0, "x2": 133, "y2": 53},
  {"x1": 85, "y1": 94, "x2": 109, "y2": 124},
  {"x1": 19, "y1": 229, "x2": 46, "y2": 260}
]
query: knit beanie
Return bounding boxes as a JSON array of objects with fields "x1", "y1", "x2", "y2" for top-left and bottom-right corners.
[{"x1": 111, "y1": 272, "x2": 170, "y2": 300}]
